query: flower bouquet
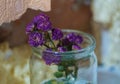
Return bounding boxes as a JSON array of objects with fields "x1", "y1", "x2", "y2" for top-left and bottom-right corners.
[{"x1": 26, "y1": 13, "x2": 97, "y2": 84}]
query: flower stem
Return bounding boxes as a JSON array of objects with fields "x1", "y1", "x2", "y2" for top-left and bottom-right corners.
[
  {"x1": 43, "y1": 44, "x2": 50, "y2": 48},
  {"x1": 65, "y1": 67, "x2": 68, "y2": 79},
  {"x1": 47, "y1": 32, "x2": 57, "y2": 50},
  {"x1": 74, "y1": 66, "x2": 78, "y2": 79}
]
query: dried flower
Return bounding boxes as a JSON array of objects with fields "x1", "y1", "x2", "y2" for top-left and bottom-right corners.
[
  {"x1": 26, "y1": 22, "x2": 35, "y2": 34},
  {"x1": 57, "y1": 47, "x2": 67, "y2": 52},
  {"x1": 52, "y1": 28, "x2": 63, "y2": 40},
  {"x1": 37, "y1": 20, "x2": 52, "y2": 31},
  {"x1": 66, "y1": 33, "x2": 77, "y2": 43},
  {"x1": 72, "y1": 44, "x2": 81, "y2": 50},
  {"x1": 28, "y1": 32, "x2": 45, "y2": 47},
  {"x1": 75, "y1": 35, "x2": 83, "y2": 44},
  {"x1": 42, "y1": 51, "x2": 61, "y2": 65},
  {"x1": 66, "y1": 32, "x2": 83, "y2": 44},
  {"x1": 61, "y1": 38, "x2": 71, "y2": 46},
  {"x1": 57, "y1": 38, "x2": 73, "y2": 51},
  {"x1": 33, "y1": 13, "x2": 49, "y2": 23},
  {"x1": 33, "y1": 13, "x2": 52, "y2": 31}
]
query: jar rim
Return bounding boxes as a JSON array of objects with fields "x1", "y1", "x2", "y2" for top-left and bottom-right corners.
[{"x1": 32, "y1": 29, "x2": 96, "y2": 55}]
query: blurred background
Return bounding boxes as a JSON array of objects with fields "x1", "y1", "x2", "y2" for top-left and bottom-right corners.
[{"x1": 0, "y1": 0, "x2": 120, "y2": 84}]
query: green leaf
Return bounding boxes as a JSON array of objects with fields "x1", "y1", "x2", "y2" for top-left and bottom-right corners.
[{"x1": 54, "y1": 72, "x2": 63, "y2": 78}]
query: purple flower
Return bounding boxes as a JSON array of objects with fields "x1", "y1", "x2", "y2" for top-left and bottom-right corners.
[
  {"x1": 57, "y1": 47, "x2": 67, "y2": 52},
  {"x1": 27, "y1": 13, "x2": 52, "y2": 31},
  {"x1": 57, "y1": 38, "x2": 73, "y2": 50},
  {"x1": 26, "y1": 13, "x2": 51, "y2": 34},
  {"x1": 75, "y1": 35, "x2": 83, "y2": 44},
  {"x1": 52, "y1": 28, "x2": 63, "y2": 40},
  {"x1": 66, "y1": 33, "x2": 83, "y2": 44},
  {"x1": 37, "y1": 20, "x2": 52, "y2": 31},
  {"x1": 72, "y1": 44, "x2": 81, "y2": 50},
  {"x1": 28, "y1": 32, "x2": 45, "y2": 47},
  {"x1": 61, "y1": 38, "x2": 71, "y2": 46},
  {"x1": 26, "y1": 22, "x2": 35, "y2": 34},
  {"x1": 42, "y1": 51, "x2": 61, "y2": 65},
  {"x1": 66, "y1": 33, "x2": 77, "y2": 43},
  {"x1": 33, "y1": 13, "x2": 49, "y2": 23}
]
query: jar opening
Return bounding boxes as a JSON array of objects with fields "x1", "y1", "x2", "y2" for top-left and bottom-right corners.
[{"x1": 32, "y1": 29, "x2": 96, "y2": 56}]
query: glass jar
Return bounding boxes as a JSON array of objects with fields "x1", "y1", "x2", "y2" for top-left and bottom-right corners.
[{"x1": 30, "y1": 29, "x2": 97, "y2": 84}]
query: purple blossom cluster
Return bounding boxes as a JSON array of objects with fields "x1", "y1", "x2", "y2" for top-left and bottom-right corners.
[
  {"x1": 26, "y1": 13, "x2": 63, "y2": 47},
  {"x1": 52, "y1": 28, "x2": 63, "y2": 40},
  {"x1": 42, "y1": 51, "x2": 61, "y2": 65},
  {"x1": 57, "y1": 33, "x2": 83, "y2": 51},
  {"x1": 66, "y1": 33, "x2": 83, "y2": 44},
  {"x1": 28, "y1": 32, "x2": 45, "y2": 47},
  {"x1": 26, "y1": 13, "x2": 83, "y2": 65}
]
